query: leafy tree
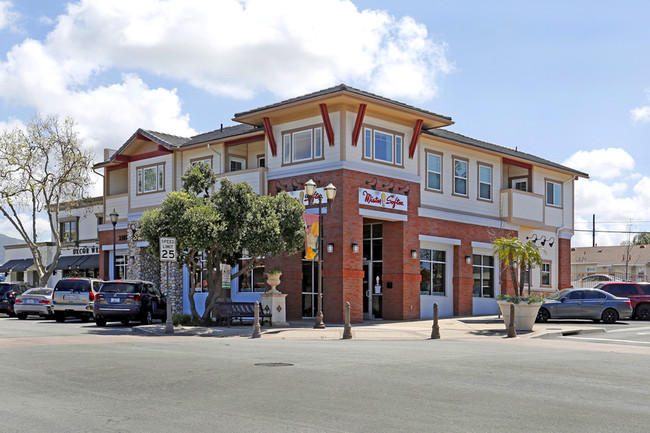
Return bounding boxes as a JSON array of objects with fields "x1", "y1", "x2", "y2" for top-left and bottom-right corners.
[
  {"x1": 493, "y1": 237, "x2": 542, "y2": 297},
  {"x1": 632, "y1": 232, "x2": 650, "y2": 245},
  {"x1": 0, "y1": 114, "x2": 93, "y2": 286},
  {"x1": 139, "y1": 162, "x2": 305, "y2": 322}
]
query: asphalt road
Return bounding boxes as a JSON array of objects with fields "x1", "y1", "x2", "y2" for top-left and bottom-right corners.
[{"x1": 2, "y1": 316, "x2": 650, "y2": 433}]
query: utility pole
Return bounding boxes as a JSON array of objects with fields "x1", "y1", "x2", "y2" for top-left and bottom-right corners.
[{"x1": 592, "y1": 214, "x2": 596, "y2": 247}]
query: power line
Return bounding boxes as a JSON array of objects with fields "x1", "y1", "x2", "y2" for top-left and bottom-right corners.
[{"x1": 574, "y1": 229, "x2": 649, "y2": 234}]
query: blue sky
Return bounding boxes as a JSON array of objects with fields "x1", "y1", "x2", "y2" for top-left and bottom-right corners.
[{"x1": 0, "y1": 0, "x2": 649, "y2": 247}]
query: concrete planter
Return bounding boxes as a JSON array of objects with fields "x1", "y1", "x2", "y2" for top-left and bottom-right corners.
[
  {"x1": 265, "y1": 271, "x2": 282, "y2": 294},
  {"x1": 497, "y1": 300, "x2": 542, "y2": 332}
]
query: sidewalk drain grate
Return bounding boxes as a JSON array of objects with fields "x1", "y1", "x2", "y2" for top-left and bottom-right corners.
[{"x1": 255, "y1": 362, "x2": 294, "y2": 367}]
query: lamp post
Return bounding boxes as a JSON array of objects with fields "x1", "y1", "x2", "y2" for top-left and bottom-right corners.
[
  {"x1": 109, "y1": 209, "x2": 119, "y2": 279},
  {"x1": 304, "y1": 178, "x2": 337, "y2": 329}
]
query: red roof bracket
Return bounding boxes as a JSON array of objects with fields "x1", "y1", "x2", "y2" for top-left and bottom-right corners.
[
  {"x1": 408, "y1": 119, "x2": 424, "y2": 159},
  {"x1": 114, "y1": 154, "x2": 131, "y2": 163},
  {"x1": 262, "y1": 117, "x2": 277, "y2": 157},
  {"x1": 351, "y1": 104, "x2": 367, "y2": 147},
  {"x1": 503, "y1": 157, "x2": 532, "y2": 170},
  {"x1": 319, "y1": 104, "x2": 335, "y2": 147}
]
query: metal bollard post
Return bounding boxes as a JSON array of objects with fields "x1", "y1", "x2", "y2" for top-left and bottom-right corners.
[
  {"x1": 342, "y1": 302, "x2": 352, "y2": 339},
  {"x1": 431, "y1": 303, "x2": 440, "y2": 339},
  {"x1": 252, "y1": 301, "x2": 262, "y2": 339},
  {"x1": 507, "y1": 303, "x2": 516, "y2": 338}
]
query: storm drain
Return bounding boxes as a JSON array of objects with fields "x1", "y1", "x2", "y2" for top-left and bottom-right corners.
[{"x1": 255, "y1": 362, "x2": 294, "y2": 367}]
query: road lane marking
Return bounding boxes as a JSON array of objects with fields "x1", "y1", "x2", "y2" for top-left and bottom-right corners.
[{"x1": 564, "y1": 336, "x2": 650, "y2": 345}]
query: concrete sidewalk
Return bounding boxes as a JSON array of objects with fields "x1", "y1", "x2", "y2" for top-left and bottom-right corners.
[{"x1": 134, "y1": 315, "x2": 605, "y2": 340}]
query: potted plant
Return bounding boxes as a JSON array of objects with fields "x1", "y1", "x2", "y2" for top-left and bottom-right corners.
[
  {"x1": 493, "y1": 237, "x2": 544, "y2": 331},
  {"x1": 265, "y1": 269, "x2": 283, "y2": 294}
]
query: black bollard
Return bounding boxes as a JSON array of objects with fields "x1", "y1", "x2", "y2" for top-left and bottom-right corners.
[
  {"x1": 431, "y1": 303, "x2": 441, "y2": 339},
  {"x1": 507, "y1": 303, "x2": 516, "y2": 338},
  {"x1": 252, "y1": 301, "x2": 262, "y2": 339},
  {"x1": 342, "y1": 302, "x2": 352, "y2": 339}
]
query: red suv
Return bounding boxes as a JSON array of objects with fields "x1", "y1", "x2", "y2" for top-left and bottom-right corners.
[{"x1": 595, "y1": 282, "x2": 650, "y2": 320}]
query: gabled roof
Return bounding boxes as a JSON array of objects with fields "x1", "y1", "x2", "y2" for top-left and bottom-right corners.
[
  {"x1": 141, "y1": 130, "x2": 190, "y2": 147},
  {"x1": 572, "y1": 245, "x2": 650, "y2": 267},
  {"x1": 233, "y1": 83, "x2": 453, "y2": 122},
  {"x1": 423, "y1": 128, "x2": 589, "y2": 178},
  {"x1": 181, "y1": 124, "x2": 262, "y2": 147}
]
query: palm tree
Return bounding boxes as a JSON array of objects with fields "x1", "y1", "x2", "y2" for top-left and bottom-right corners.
[
  {"x1": 520, "y1": 240, "x2": 543, "y2": 296},
  {"x1": 493, "y1": 237, "x2": 524, "y2": 297}
]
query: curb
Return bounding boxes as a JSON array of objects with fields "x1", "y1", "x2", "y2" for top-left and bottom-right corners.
[{"x1": 532, "y1": 327, "x2": 606, "y2": 339}]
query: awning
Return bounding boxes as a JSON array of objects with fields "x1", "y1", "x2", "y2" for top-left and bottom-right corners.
[
  {"x1": 0, "y1": 259, "x2": 25, "y2": 272},
  {"x1": 54, "y1": 255, "x2": 86, "y2": 270},
  {"x1": 75, "y1": 254, "x2": 99, "y2": 270},
  {"x1": 11, "y1": 258, "x2": 34, "y2": 272}
]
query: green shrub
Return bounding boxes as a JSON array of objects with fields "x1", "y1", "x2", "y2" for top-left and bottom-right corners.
[
  {"x1": 497, "y1": 294, "x2": 545, "y2": 304},
  {"x1": 172, "y1": 313, "x2": 194, "y2": 326}
]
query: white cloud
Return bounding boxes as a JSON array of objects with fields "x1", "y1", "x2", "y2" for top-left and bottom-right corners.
[
  {"x1": 0, "y1": 212, "x2": 52, "y2": 243},
  {"x1": 566, "y1": 148, "x2": 650, "y2": 247},
  {"x1": 44, "y1": 0, "x2": 451, "y2": 101},
  {"x1": 631, "y1": 89, "x2": 650, "y2": 123},
  {"x1": 0, "y1": 1, "x2": 18, "y2": 31},
  {"x1": 562, "y1": 148, "x2": 635, "y2": 180}
]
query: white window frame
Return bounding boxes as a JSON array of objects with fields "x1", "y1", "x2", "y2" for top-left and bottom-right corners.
[
  {"x1": 546, "y1": 180, "x2": 562, "y2": 207},
  {"x1": 282, "y1": 125, "x2": 324, "y2": 165},
  {"x1": 420, "y1": 249, "x2": 447, "y2": 296},
  {"x1": 478, "y1": 163, "x2": 492, "y2": 201},
  {"x1": 473, "y1": 254, "x2": 495, "y2": 298},
  {"x1": 511, "y1": 177, "x2": 528, "y2": 192},
  {"x1": 136, "y1": 163, "x2": 165, "y2": 195},
  {"x1": 229, "y1": 156, "x2": 246, "y2": 172},
  {"x1": 453, "y1": 157, "x2": 468, "y2": 197},
  {"x1": 362, "y1": 126, "x2": 404, "y2": 167},
  {"x1": 425, "y1": 151, "x2": 442, "y2": 192},
  {"x1": 541, "y1": 262, "x2": 551, "y2": 287}
]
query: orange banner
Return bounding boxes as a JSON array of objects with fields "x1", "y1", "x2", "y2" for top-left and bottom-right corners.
[{"x1": 303, "y1": 213, "x2": 320, "y2": 261}]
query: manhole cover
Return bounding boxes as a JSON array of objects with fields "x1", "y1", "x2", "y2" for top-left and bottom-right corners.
[{"x1": 255, "y1": 362, "x2": 294, "y2": 367}]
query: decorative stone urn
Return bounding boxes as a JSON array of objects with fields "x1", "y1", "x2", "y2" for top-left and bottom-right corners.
[
  {"x1": 261, "y1": 270, "x2": 288, "y2": 326},
  {"x1": 265, "y1": 271, "x2": 282, "y2": 294},
  {"x1": 497, "y1": 300, "x2": 542, "y2": 332}
]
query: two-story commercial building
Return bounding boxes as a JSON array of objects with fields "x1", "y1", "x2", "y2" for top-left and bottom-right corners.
[
  {"x1": 93, "y1": 84, "x2": 587, "y2": 323},
  {"x1": 0, "y1": 197, "x2": 103, "y2": 287}
]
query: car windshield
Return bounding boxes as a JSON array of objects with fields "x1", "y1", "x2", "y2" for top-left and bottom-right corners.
[
  {"x1": 55, "y1": 280, "x2": 90, "y2": 292},
  {"x1": 100, "y1": 283, "x2": 138, "y2": 294},
  {"x1": 24, "y1": 288, "x2": 52, "y2": 296},
  {"x1": 547, "y1": 289, "x2": 572, "y2": 300},
  {"x1": 0, "y1": 285, "x2": 15, "y2": 293}
]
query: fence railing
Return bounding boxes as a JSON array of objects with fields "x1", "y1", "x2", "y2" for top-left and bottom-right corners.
[{"x1": 571, "y1": 272, "x2": 648, "y2": 288}]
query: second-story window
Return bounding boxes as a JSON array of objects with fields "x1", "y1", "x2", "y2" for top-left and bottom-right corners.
[
  {"x1": 546, "y1": 180, "x2": 562, "y2": 206},
  {"x1": 425, "y1": 151, "x2": 442, "y2": 192},
  {"x1": 363, "y1": 126, "x2": 403, "y2": 166},
  {"x1": 453, "y1": 157, "x2": 468, "y2": 196},
  {"x1": 282, "y1": 125, "x2": 323, "y2": 165},
  {"x1": 60, "y1": 220, "x2": 77, "y2": 243},
  {"x1": 136, "y1": 163, "x2": 165, "y2": 194},
  {"x1": 478, "y1": 163, "x2": 492, "y2": 200}
]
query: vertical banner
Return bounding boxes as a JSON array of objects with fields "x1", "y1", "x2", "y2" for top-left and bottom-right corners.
[{"x1": 303, "y1": 213, "x2": 320, "y2": 261}]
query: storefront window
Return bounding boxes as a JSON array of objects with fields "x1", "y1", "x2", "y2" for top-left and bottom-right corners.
[
  {"x1": 238, "y1": 263, "x2": 265, "y2": 293},
  {"x1": 302, "y1": 258, "x2": 320, "y2": 318},
  {"x1": 420, "y1": 249, "x2": 446, "y2": 296},
  {"x1": 473, "y1": 254, "x2": 494, "y2": 297}
]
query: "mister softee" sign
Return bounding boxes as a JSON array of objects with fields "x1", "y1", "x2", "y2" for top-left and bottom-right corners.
[{"x1": 358, "y1": 188, "x2": 408, "y2": 211}]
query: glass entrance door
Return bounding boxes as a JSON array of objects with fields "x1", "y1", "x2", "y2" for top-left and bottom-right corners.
[{"x1": 363, "y1": 223, "x2": 383, "y2": 320}]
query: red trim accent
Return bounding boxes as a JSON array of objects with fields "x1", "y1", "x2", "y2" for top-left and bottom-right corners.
[
  {"x1": 225, "y1": 133, "x2": 266, "y2": 147},
  {"x1": 408, "y1": 119, "x2": 424, "y2": 158},
  {"x1": 157, "y1": 144, "x2": 172, "y2": 153},
  {"x1": 351, "y1": 104, "x2": 367, "y2": 147},
  {"x1": 114, "y1": 155, "x2": 130, "y2": 162},
  {"x1": 262, "y1": 117, "x2": 277, "y2": 157},
  {"x1": 106, "y1": 163, "x2": 128, "y2": 172},
  {"x1": 135, "y1": 132, "x2": 152, "y2": 141},
  {"x1": 319, "y1": 104, "x2": 335, "y2": 147},
  {"x1": 503, "y1": 157, "x2": 532, "y2": 169},
  {"x1": 130, "y1": 150, "x2": 172, "y2": 161}
]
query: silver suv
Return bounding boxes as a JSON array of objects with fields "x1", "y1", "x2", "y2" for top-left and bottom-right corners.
[{"x1": 52, "y1": 278, "x2": 103, "y2": 322}]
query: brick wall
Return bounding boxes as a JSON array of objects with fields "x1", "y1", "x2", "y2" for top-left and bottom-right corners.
[{"x1": 558, "y1": 237, "x2": 571, "y2": 289}]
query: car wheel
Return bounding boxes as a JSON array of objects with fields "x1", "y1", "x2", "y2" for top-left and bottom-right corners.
[
  {"x1": 536, "y1": 307, "x2": 550, "y2": 323},
  {"x1": 601, "y1": 308, "x2": 619, "y2": 324},
  {"x1": 16, "y1": 313, "x2": 27, "y2": 320},
  {"x1": 142, "y1": 309, "x2": 153, "y2": 325},
  {"x1": 635, "y1": 304, "x2": 650, "y2": 321},
  {"x1": 54, "y1": 312, "x2": 65, "y2": 323},
  {"x1": 95, "y1": 318, "x2": 106, "y2": 327},
  {"x1": 121, "y1": 318, "x2": 130, "y2": 326}
]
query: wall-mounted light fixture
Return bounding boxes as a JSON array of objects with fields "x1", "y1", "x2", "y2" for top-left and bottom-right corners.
[
  {"x1": 365, "y1": 176, "x2": 378, "y2": 189},
  {"x1": 539, "y1": 236, "x2": 555, "y2": 247},
  {"x1": 465, "y1": 255, "x2": 472, "y2": 264},
  {"x1": 327, "y1": 243, "x2": 334, "y2": 253},
  {"x1": 275, "y1": 180, "x2": 287, "y2": 193},
  {"x1": 411, "y1": 249, "x2": 418, "y2": 259},
  {"x1": 382, "y1": 180, "x2": 395, "y2": 193},
  {"x1": 351, "y1": 243, "x2": 359, "y2": 253},
  {"x1": 526, "y1": 234, "x2": 539, "y2": 244},
  {"x1": 398, "y1": 183, "x2": 411, "y2": 196}
]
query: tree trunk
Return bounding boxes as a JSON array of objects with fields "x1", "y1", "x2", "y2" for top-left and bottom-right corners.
[{"x1": 509, "y1": 254, "x2": 519, "y2": 297}]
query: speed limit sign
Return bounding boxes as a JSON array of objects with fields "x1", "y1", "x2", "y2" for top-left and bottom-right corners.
[{"x1": 159, "y1": 237, "x2": 177, "y2": 262}]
